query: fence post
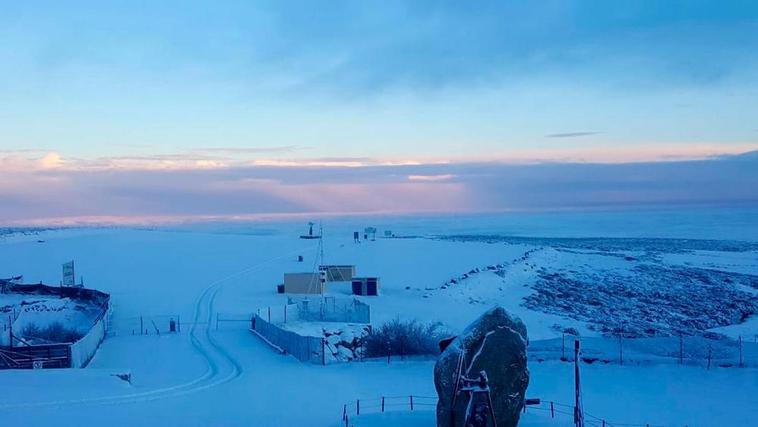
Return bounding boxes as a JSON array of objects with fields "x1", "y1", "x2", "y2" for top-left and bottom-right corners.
[
  {"x1": 550, "y1": 401, "x2": 554, "y2": 418},
  {"x1": 343, "y1": 404, "x2": 347, "y2": 421},
  {"x1": 381, "y1": 396, "x2": 385, "y2": 412},
  {"x1": 140, "y1": 316, "x2": 143, "y2": 336},
  {"x1": 357, "y1": 399, "x2": 360, "y2": 416},
  {"x1": 410, "y1": 395, "x2": 414, "y2": 411},
  {"x1": 284, "y1": 305, "x2": 287, "y2": 323},
  {"x1": 322, "y1": 338, "x2": 326, "y2": 366},
  {"x1": 562, "y1": 333, "x2": 566, "y2": 359},
  {"x1": 177, "y1": 315, "x2": 181, "y2": 332},
  {"x1": 268, "y1": 306, "x2": 271, "y2": 322},
  {"x1": 738, "y1": 335, "x2": 744, "y2": 367}
]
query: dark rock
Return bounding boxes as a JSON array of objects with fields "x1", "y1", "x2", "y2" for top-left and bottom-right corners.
[
  {"x1": 434, "y1": 307, "x2": 529, "y2": 427},
  {"x1": 438, "y1": 336, "x2": 457, "y2": 353}
]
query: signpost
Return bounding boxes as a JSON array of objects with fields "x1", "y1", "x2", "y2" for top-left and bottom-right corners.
[{"x1": 62, "y1": 261, "x2": 76, "y2": 287}]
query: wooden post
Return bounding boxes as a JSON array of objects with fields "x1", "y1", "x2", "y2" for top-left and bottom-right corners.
[
  {"x1": 618, "y1": 334, "x2": 623, "y2": 365},
  {"x1": 140, "y1": 316, "x2": 143, "y2": 336},
  {"x1": 562, "y1": 333, "x2": 566, "y2": 359},
  {"x1": 342, "y1": 404, "x2": 347, "y2": 421},
  {"x1": 550, "y1": 401, "x2": 554, "y2": 418},
  {"x1": 177, "y1": 315, "x2": 181, "y2": 332},
  {"x1": 357, "y1": 399, "x2": 360, "y2": 416},
  {"x1": 381, "y1": 396, "x2": 385, "y2": 412},
  {"x1": 268, "y1": 306, "x2": 271, "y2": 322},
  {"x1": 410, "y1": 395, "x2": 414, "y2": 411},
  {"x1": 707, "y1": 345, "x2": 712, "y2": 370}
]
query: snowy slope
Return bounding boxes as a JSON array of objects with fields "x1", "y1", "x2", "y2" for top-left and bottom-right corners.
[{"x1": 0, "y1": 212, "x2": 756, "y2": 426}]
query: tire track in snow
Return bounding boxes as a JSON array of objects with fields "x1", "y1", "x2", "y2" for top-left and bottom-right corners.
[{"x1": 0, "y1": 247, "x2": 309, "y2": 410}]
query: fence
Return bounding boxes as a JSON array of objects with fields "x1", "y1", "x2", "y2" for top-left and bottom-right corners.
[
  {"x1": 251, "y1": 313, "x2": 325, "y2": 364},
  {"x1": 529, "y1": 334, "x2": 757, "y2": 368},
  {"x1": 0, "y1": 282, "x2": 110, "y2": 369},
  {"x1": 250, "y1": 297, "x2": 372, "y2": 365},
  {"x1": 340, "y1": 396, "x2": 667, "y2": 427},
  {"x1": 108, "y1": 314, "x2": 184, "y2": 336},
  {"x1": 69, "y1": 308, "x2": 108, "y2": 368},
  {"x1": 288, "y1": 296, "x2": 371, "y2": 324},
  {"x1": 0, "y1": 343, "x2": 70, "y2": 369},
  {"x1": 341, "y1": 395, "x2": 437, "y2": 427}
]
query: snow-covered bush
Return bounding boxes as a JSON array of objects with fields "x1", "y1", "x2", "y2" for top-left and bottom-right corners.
[
  {"x1": 363, "y1": 318, "x2": 448, "y2": 358},
  {"x1": 21, "y1": 321, "x2": 83, "y2": 344}
]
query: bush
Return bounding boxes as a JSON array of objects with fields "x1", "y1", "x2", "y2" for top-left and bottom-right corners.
[
  {"x1": 21, "y1": 321, "x2": 83, "y2": 344},
  {"x1": 363, "y1": 318, "x2": 448, "y2": 358}
]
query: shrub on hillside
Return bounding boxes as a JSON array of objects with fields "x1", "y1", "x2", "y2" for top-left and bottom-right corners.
[{"x1": 363, "y1": 318, "x2": 449, "y2": 358}]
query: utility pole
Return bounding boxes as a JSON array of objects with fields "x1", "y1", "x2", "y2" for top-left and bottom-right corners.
[{"x1": 574, "y1": 340, "x2": 584, "y2": 427}]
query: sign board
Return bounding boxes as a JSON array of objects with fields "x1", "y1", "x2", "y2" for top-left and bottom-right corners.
[
  {"x1": 62, "y1": 261, "x2": 75, "y2": 287},
  {"x1": 33, "y1": 360, "x2": 43, "y2": 369}
]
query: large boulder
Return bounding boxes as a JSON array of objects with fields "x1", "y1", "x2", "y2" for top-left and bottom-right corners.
[{"x1": 435, "y1": 307, "x2": 529, "y2": 427}]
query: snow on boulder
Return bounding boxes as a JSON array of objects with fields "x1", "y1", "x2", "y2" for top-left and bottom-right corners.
[{"x1": 434, "y1": 306, "x2": 529, "y2": 427}]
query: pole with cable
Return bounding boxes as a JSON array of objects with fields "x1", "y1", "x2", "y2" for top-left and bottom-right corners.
[{"x1": 574, "y1": 340, "x2": 584, "y2": 427}]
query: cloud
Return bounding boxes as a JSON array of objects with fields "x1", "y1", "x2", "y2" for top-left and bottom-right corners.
[
  {"x1": 197, "y1": 146, "x2": 308, "y2": 154},
  {"x1": 407, "y1": 174, "x2": 456, "y2": 182},
  {"x1": 0, "y1": 150, "x2": 755, "y2": 225},
  {"x1": 546, "y1": 132, "x2": 601, "y2": 138}
]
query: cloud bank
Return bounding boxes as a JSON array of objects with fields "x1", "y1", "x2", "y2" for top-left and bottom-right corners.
[{"x1": 2, "y1": 150, "x2": 756, "y2": 225}]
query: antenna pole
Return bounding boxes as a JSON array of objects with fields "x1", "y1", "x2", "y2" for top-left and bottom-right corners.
[
  {"x1": 574, "y1": 340, "x2": 584, "y2": 427},
  {"x1": 320, "y1": 223, "x2": 324, "y2": 297}
]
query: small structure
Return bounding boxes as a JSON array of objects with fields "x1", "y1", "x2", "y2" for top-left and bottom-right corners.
[
  {"x1": 281, "y1": 272, "x2": 325, "y2": 295},
  {"x1": 319, "y1": 265, "x2": 356, "y2": 282},
  {"x1": 364, "y1": 227, "x2": 377, "y2": 241},
  {"x1": 351, "y1": 277, "x2": 380, "y2": 296},
  {"x1": 300, "y1": 222, "x2": 322, "y2": 239}
]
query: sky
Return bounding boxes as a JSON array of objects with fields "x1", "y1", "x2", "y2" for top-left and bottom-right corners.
[{"x1": 1, "y1": 1, "x2": 757, "y2": 224}]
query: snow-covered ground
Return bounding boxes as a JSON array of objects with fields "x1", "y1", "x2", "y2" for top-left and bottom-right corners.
[{"x1": 0, "y1": 210, "x2": 756, "y2": 426}]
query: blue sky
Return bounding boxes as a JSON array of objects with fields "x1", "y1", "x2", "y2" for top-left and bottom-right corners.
[{"x1": 1, "y1": 1, "x2": 757, "y2": 222}]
